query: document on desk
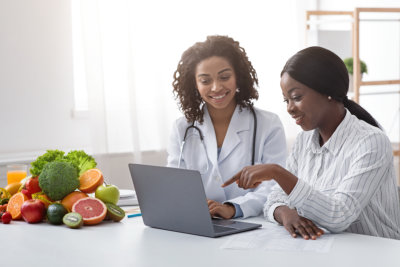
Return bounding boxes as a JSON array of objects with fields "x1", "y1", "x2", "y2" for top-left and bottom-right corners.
[{"x1": 220, "y1": 223, "x2": 335, "y2": 253}]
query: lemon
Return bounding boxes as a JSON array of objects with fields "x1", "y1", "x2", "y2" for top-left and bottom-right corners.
[{"x1": 5, "y1": 182, "x2": 22, "y2": 196}]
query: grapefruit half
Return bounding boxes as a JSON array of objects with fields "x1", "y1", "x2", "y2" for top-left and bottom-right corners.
[{"x1": 71, "y1": 197, "x2": 107, "y2": 225}]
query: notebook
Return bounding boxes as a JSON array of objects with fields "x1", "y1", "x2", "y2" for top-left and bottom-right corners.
[{"x1": 128, "y1": 163, "x2": 261, "y2": 238}]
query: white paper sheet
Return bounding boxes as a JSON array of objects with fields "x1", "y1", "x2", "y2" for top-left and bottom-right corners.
[{"x1": 221, "y1": 223, "x2": 335, "y2": 253}]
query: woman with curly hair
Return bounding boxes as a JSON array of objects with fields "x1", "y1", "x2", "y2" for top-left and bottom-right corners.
[{"x1": 167, "y1": 35, "x2": 287, "y2": 219}]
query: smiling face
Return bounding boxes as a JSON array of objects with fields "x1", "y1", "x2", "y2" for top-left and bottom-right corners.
[
  {"x1": 195, "y1": 56, "x2": 237, "y2": 114},
  {"x1": 280, "y1": 72, "x2": 331, "y2": 131}
]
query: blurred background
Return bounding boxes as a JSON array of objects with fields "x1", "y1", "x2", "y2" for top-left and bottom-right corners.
[{"x1": 1, "y1": 0, "x2": 399, "y2": 189}]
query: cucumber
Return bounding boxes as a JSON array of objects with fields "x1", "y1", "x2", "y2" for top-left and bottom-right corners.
[
  {"x1": 63, "y1": 212, "x2": 83, "y2": 228},
  {"x1": 105, "y1": 203, "x2": 125, "y2": 222}
]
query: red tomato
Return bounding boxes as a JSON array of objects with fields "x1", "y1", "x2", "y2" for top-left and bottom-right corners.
[
  {"x1": 2, "y1": 211, "x2": 12, "y2": 224},
  {"x1": 26, "y1": 176, "x2": 42, "y2": 194}
]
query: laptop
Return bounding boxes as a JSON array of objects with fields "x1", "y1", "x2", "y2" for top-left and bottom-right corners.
[{"x1": 128, "y1": 163, "x2": 261, "y2": 238}]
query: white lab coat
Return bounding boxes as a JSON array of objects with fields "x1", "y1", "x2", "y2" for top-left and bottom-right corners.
[{"x1": 167, "y1": 105, "x2": 287, "y2": 218}]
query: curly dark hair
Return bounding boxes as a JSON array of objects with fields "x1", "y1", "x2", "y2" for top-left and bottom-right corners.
[{"x1": 172, "y1": 35, "x2": 259, "y2": 123}]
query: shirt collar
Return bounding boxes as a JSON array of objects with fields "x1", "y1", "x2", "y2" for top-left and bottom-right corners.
[{"x1": 309, "y1": 109, "x2": 352, "y2": 155}]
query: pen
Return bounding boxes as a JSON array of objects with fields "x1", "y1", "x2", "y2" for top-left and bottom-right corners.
[{"x1": 127, "y1": 213, "x2": 142, "y2": 218}]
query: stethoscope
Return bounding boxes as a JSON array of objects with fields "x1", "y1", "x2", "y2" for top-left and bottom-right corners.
[{"x1": 178, "y1": 105, "x2": 257, "y2": 173}]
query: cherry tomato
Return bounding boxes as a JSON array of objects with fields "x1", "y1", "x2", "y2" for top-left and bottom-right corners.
[{"x1": 2, "y1": 211, "x2": 11, "y2": 224}]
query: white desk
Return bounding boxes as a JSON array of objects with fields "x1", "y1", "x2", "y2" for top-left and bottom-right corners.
[{"x1": 1, "y1": 215, "x2": 399, "y2": 267}]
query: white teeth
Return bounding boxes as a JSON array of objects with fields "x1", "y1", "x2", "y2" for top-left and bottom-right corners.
[
  {"x1": 210, "y1": 92, "x2": 228, "y2": 100},
  {"x1": 293, "y1": 116, "x2": 302, "y2": 122},
  {"x1": 213, "y1": 95, "x2": 225, "y2": 99}
]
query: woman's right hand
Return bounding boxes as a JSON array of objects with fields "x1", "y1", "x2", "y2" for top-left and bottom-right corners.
[{"x1": 274, "y1": 205, "x2": 324, "y2": 240}]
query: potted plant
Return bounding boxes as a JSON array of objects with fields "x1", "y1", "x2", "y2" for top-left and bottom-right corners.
[{"x1": 343, "y1": 57, "x2": 368, "y2": 92}]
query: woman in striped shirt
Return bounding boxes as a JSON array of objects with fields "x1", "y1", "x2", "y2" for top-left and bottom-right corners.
[{"x1": 223, "y1": 46, "x2": 400, "y2": 240}]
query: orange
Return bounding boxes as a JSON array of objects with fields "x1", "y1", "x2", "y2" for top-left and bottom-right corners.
[
  {"x1": 61, "y1": 191, "x2": 89, "y2": 212},
  {"x1": 72, "y1": 197, "x2": 107, "y2": 225},
  {"x1": 79, "y1": 169, "x2": 104, "y2": 193},
  {"x1": 6, "y1": 192, "x2": 29, "y2": 220}
]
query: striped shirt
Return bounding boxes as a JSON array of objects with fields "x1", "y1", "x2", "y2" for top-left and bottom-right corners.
[{"x1": 264, "y1": 109, "x2": 400, "y2": 239}]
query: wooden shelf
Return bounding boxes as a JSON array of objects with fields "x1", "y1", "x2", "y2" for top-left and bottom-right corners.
[
  {"x1": 361, "y1": 80, "x2": 400, "y2": 86},
  {"x1": 393, "y1": 143, "x2": 400, "y2": 156},
  {"x1": 305, "y1": 11, "x2": 353, "y2": 29},
  {"x1": 356, "y1": 8, "x2": 400, "y2": 13}
]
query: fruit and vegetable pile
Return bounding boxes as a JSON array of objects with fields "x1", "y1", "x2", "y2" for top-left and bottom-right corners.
[{"x1": 0, "y1": 150, "x2": 125, "y2": 228}]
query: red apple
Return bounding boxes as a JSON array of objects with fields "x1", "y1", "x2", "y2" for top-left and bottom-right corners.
[
  {"x1": 21, "y1": 189, "x2": 32, "y2": 199},
  {"x1": 20, "y1": 199, "x2": 46, "y2": 223},
  {"x1": 26, "y1": 176, "x2": 41, "y2": 194}
]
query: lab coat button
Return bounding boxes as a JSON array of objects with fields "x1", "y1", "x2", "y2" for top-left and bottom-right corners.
[{"x1": 215, "y1": 176, "x2": 222, "y2": 182}]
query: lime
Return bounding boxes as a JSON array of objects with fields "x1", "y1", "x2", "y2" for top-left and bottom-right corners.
[
  {"x1": 47, "y1": 203, "x2": 68, "y2": 225},
  {"x1": 105, "y1": 203, "x2": 125, "y2": 222},
  {"x1": 63, "y1": 212, "x2": 83, "y2": 229}
]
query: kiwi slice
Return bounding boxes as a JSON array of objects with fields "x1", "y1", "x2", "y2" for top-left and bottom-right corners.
[
  {"x1": 63, "y1": 212, "x2": 83, "y2": 229},
  {"x1": 105, "y1": 203, "x2": 125, "y2": 222}
]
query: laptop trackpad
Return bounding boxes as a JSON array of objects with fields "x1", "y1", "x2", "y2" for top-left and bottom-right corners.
[{"x1": 212, "y1": 219, "x2": 243, "y2": 229}]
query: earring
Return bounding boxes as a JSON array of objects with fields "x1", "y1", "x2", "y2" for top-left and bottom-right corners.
[
  {"x1": 236, "y1": 88, "x2": 240, "y2": 93},
  {"x1": 328, "y1": 96, "x2": 332, "y2": 100}
]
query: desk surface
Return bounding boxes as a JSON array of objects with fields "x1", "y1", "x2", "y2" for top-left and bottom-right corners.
[{"x1": 1, "y1": 215, "x2": 399, "y2": 267}]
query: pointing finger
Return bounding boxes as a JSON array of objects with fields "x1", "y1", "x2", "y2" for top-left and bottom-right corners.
[{"x1": 221, "y1": 170, "x2": 241, "y2": 187}]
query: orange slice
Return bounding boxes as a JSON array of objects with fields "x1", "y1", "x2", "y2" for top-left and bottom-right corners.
[
  {"x1": 79, "y1": 169, "x2": 104, "y2": 193},
  {"x1": 6, "y1": 192, "x2": 29, "y2": 220}
]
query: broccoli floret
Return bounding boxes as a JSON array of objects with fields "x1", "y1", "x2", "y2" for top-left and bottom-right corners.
[
  {"x1": 38, "y1": 161, "x2": 80, "y2": 201},
  {"x1": 64, "y1": 150, "x2": 97, "y2": 176},
  {"x1": 30, "y1": 150, "x2": 65, "y2": 176}
]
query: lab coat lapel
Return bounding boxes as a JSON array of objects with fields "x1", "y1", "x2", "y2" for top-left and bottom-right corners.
[
  {"x1": 200, "y1": 107, "x2": 218, "y2": 167},
  {"x1": 218, "y1": 106, "x2": 249, "y2": 164}
]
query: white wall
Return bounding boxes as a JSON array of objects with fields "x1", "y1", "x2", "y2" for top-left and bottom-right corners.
[
  {"x1": 0, "y1": 0, "x2": 94, "y2": 186},
  {"x1": 0, "y1": 0, "x2": 91, "y2": 160}
]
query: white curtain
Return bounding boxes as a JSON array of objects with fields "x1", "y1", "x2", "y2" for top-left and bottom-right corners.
[{"x1": 72, "y1": 0, "x2": 304, "y2": 157}]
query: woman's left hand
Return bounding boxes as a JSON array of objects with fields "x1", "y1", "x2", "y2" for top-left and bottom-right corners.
[
  {"x1": 275, "y1": 205, "x2": 324, "y2": 240},
  {"x1": 222, "y1": 164, "x2": 277, "y2": 189},
  {"x1": 207, "y1": 200, "x2": 236, "y2": 219}
]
